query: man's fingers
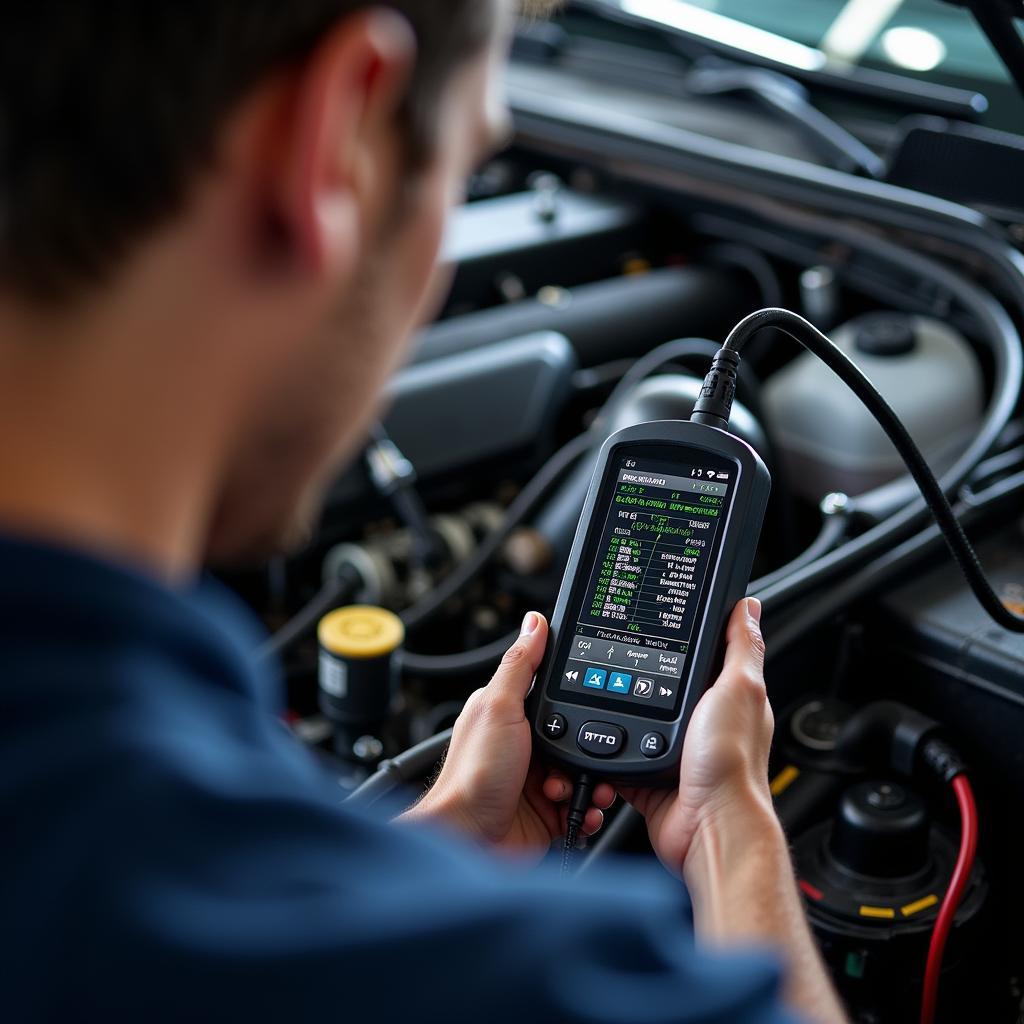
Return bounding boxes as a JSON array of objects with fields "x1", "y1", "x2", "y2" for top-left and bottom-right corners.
[
  {"x1": 543, "y1": 773, "x2": 617, "y2": 811},
  {"x1": 721, "y1": 597, "x2": 766, "y2": 684},
  {"x1": 487, "y1": 612, "x2": 549, "y2": 704},
  {"x1": 543, "y1": 772, "x2": 571, "y2": 802}
]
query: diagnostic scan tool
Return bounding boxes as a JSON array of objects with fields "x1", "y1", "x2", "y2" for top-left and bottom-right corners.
[{"x1": 529, "y1": 421, "x2": 770, "y2": 785}]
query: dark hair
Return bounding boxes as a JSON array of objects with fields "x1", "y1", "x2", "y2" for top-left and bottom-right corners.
[{"x1": 0, "y1": 2, "x2": 497, "y2": 304}]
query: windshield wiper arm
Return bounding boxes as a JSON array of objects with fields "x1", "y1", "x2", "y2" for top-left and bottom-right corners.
[
  {"x1": 686, "y1": 60, "x2": 885, "y2": 177},
  {"x1": 574, "y1": 0, "x2": 988, "y2": 122}
]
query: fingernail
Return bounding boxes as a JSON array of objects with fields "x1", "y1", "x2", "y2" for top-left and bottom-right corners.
[
  {"x1": 521, "y1": 611, "x2": 540, "y2": 636},
  {"x1": 747, "y1": 597, "x2": 763, "y2": 625}
]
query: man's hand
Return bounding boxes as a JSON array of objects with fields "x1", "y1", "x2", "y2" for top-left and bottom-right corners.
[
  {"x1": 401, "y1": 612, "x2": 616, "y2": 859},
  {"x1": 620, "y1": 597, "x2": 848, "y2": 1022},
  {"x1": 620, "y1": 598, "x2": 777, "y2": 878}
]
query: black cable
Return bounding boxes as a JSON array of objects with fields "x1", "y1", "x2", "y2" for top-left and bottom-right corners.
[
  {"x1": 699, "y1": 243, "x2": 784, "y2": 309},
  {"x1": 747, "y1": 511, "x2": 849, "y2": 595},
  {"x1": 596, "y1": 337, "x2": 780, "y2": 476},
  {"x1": 400, "y1": 432, "x2": 593, "y2": 632},
  {"x1": 257, "y1": 564, "x2": 362, "y2": 662},
  {"x1": 346, "y1": 728, "x2": 454, "y2": 808},
  {"x1": 966, "y1": 442, "x2": 1024, "y2": 492},
  {"x1": 577, "y1": 803, "x2": 643, "y2": 874},
  {"x1": 767, "y1": 466, "x2": 1024, "y2": 660},
  {"x1": 562, "y1": 773, "x2": 595, "y2": 878},
  {"x1": 706, "y1": 309, "x2": 1024, "y2": 632},
  {"x1": 400, "y1": 630, "x2": 519, "y2": 678},
  {"x1": 599, "y1": 337, "x2": 766, "y2": 430}
]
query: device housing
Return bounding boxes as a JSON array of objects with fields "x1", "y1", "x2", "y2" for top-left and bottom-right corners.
[{"x1": 528, "y1": 420, "x2": 771, "y2": 785}]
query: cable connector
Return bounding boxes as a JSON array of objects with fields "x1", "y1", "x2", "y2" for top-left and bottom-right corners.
[
  {"x1": 920, "y1": 737, "x2": 968, "y2": 785},
  {"x1": 837, "y1": 700, "x2": 940, "y2": 778},
  {"x1": 836, "y1": 700, "x2": 969, "y2": 785},
  {"x1": 562, "y1": 773, "x2": 595, "y2": 877},
  {"x1": 364, "y1": 423, "x2": 445, "y2": 568},
  {"x1": 365, "y1": 429, "x2": 417, "y2": 498},
  {"x1": 690, "y1": 347, "x2": 740, "y2": 430}
]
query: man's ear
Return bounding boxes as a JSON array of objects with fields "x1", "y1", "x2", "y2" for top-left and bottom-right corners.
[{"x1": 276, "y1": 9, "x2": 417, "y2": 279}]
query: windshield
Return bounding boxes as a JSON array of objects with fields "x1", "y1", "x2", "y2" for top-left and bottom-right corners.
[{"x1": 605, "y1": 0, "x2": 1024, "y2": 130}]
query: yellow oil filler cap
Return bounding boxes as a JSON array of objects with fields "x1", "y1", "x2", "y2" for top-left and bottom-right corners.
[
  {"x1": 317, "y1": 607, "x2": 404, "y2": 735},
  {"x1": 319, "y1": 606, "x2": 405, "y2": 660}
]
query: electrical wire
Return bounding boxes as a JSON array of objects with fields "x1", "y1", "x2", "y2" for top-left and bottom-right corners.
[
  {"x1": 400, "y1": 631, "x2": 519, "y2": 678},
  {"x1": 562, "y1": 820, "x2": 582, "y2": 876},
  {"x1": 747, "y1": 511, "x2": 849, "y2": 596},
  {"x1": 699, "y1": 242, "x2": 784, "y2": 309},
  {"x1": 920, "y1": 775, "x2": 978, "y2": 1024},
  {"x1": 400, "y1": 432, "x2": 593, "y2": 632},
  {"x1": 598, "y1": 337, "x2": 767, "y2": 430},
  {"x1": 562, "y1": 774, "x2": 595, "y2": 878},
  {"x1": 714, "y1": 309, "x2": 1024, "y2": 633},
  {"x1": 346, "y1": 728, "x2": 454, "y2": 808},
  {"x1": 258, "y1": 564, "x2": 362, "y2": 662},
  {"x1": 577, "y1": 803, "x2": 643, "y2": 875},
  {"x1": 766, "y1": 466, "x2": 1024, "y2": 661}
]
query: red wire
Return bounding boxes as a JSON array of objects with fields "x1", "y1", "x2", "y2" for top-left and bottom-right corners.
[{"x1": 919, "y1": 774, "x2": 978, "y2": 1024}]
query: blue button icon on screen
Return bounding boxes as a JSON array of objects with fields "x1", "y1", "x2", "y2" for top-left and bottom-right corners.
[
  {"x1": 608, "y1": 671, "x2": 633, "y2": 694},
  {"x1": 583, "y1": 667, "x2": 608, "y2": 689}
]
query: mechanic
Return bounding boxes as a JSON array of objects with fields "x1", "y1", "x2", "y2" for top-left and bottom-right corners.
[{"x1": 0, "y1": 2, "x2": 846, "y2": 1022}]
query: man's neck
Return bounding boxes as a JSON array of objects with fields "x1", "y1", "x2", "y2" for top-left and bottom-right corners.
[{"x1": 0, "y1": 300, "x2": 235, "y2": 584}]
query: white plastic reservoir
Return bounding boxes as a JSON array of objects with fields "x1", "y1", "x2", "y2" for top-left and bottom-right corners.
[{"x1": 763, "y1": 313, "x2": 984, "y2": 501}]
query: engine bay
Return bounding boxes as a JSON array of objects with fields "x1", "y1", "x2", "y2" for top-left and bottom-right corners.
[{"x1": 228, "y1": 18, "x2": 1024, "y2": 1021}]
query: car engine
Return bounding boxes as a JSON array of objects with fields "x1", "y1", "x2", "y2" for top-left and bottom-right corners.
[{"x1": 223, "y1": 5, "x2": 1024, "y2": 1021}]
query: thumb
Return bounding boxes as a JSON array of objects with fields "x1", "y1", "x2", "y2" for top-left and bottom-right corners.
[
  {"x1": 486, "y1": 612, "x2": 549, "y2": 703},
  {"x1": 720, "y1": 598, "x2": 766, "y2": 682}
]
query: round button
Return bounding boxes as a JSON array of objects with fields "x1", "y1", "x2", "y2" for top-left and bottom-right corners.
[
  {"x1": 640, "y1": 732, "x2": 666, "y2": 758},
  {"x1": 543, "y1": 713, "x2": 567, "y2": 740}
]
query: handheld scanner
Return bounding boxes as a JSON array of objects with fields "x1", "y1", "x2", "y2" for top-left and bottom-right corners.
[{"x1": 528, "y1": 421, "x2": 771, "y2": 786}]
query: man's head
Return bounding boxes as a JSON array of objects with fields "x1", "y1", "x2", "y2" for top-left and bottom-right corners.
[{"x1": 0, "y1": 2, "x2": 560, "y2": 567}]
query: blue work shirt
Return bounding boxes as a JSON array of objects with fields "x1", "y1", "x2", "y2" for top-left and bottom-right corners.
[{"x1": 0, "y1": 533, "x2": 796, "y2": 1023}]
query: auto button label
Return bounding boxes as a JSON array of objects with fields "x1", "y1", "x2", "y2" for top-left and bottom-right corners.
[{"x1": 577, "y1": 722, "x2": 625, "y2": 758}]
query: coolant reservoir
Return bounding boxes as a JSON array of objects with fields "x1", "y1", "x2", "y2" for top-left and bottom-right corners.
[{"x1": 764, "y1": 313, "x2": 983, "y2": 500}]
